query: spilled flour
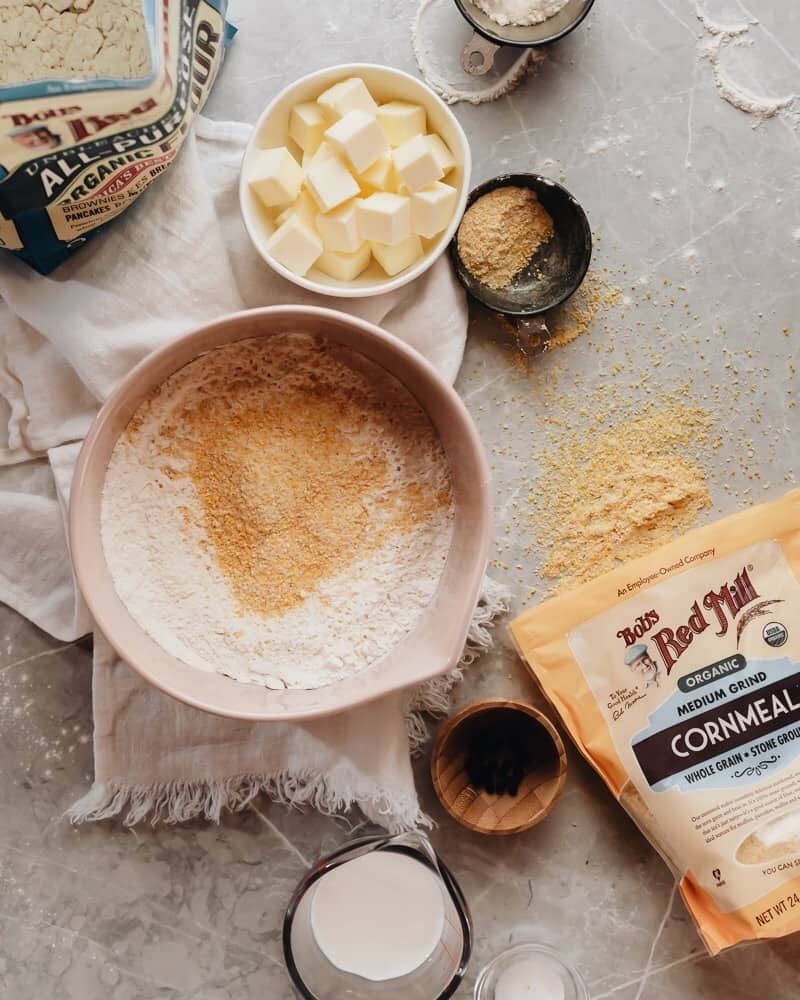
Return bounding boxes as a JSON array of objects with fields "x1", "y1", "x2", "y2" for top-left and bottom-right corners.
[
  {"x1": 412, "y1": 0, "x2": 545, "y2": 105},
  {"x1": 696, "y1": 7, "x2": 794, "y2": 121},
  {"x1": 101, "y1": 333, "x2": 454, "y2": 690}
]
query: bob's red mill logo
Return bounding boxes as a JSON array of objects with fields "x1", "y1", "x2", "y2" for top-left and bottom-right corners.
[{"x1": 617, "y1": 568, "x2": 759, "y2": 673}]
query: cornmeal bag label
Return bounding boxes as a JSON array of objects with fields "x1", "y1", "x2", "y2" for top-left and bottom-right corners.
[
  {"x1": 0, "y1": 1, "x2": 233, "y2": 273},
  {"x1": 511, "y1": 491, "x2": 800, "y2": 954}
]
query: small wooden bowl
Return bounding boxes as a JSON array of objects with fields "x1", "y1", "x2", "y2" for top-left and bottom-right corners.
[{"x1": 431, "y1": 699, "x2": 567, "y2": 835}]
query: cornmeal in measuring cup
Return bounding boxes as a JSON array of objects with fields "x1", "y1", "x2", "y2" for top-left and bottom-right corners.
[{"x1": 511, "y1": 491, "x2": 800, "y2": 954}]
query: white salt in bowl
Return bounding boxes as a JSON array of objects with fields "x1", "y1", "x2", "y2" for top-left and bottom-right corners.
[
  {"x1": 239, "y1": 63, "x2": 471, "y2": 297},
  {"x1": 70, "y1": 306, "x2": 492, "y2": 722}
]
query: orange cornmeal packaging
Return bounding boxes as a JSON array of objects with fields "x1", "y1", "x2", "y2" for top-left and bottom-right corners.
[{"x1": 511, "y1": 491, "x2": 800, "y2": 954}]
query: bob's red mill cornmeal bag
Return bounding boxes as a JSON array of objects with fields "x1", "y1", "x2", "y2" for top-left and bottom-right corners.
[
  {"x1": 0, "y1": 1, "x2": 233, "y2": 274},
  {"x1": 511, "y1": 491, "x2": 800, "y2": 954}
]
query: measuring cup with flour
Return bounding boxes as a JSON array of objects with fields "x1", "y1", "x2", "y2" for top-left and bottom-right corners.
[
  {"x1": 454, "y1": 0, "x2": 596, "y2": 76},
  {"x1": 283, "y1": 833, "x2": 472, "y2": 998}
]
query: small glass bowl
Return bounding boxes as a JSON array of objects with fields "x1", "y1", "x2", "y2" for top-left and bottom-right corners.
[{"x1": 473, "y1": 943, "x2": 589, "y2": 1000}]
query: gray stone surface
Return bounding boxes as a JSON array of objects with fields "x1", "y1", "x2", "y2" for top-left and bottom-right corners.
[{"x1": 2, "y1": 0, "x2": 800, "y2": 997}]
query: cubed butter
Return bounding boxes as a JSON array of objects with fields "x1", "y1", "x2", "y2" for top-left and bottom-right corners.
[
  {"x1": 317, "y1": 77, "x2": 378, "y2": 121},
  {"x1": 305, "y1": 155, "x2": 360, "y2": 213},
  {"x1": 316, "y1": 244, "x2": 372, "y2": 282},
  {"x1": 248, "y1": 147, "x2": 303, "y2": 207},
  {"x1": 371, "y1": 234, "x2": 424, "y2": 277},
  {"x1": 358, "y1": 154, "x2": 397, "y2": 193},
  {"x1": 425, "y1": 133, "x2": 456, "y2": 174},
  {"x1": 325, "y1": 109, "x2": 388, "y2": 174},
  {"x1": 267, "y1": 215, "x2": 323, "y2": 276},
  {"x1": 289, "y1": 102, "x2": 327, "y2": 154},
  {"x1": 377, "y1": 101, "x2": 426, "y2": 147},
  {"x1": 316, "y1": 198, "x2": 362, "y2": 253},
  {"x1": 357, "y1": 192, "x2": 411, "y2": 246},
  {"x1": 411, "y1": 181, "x2": 458, "y2": 238},
  {"x1": 392, "y1": 133, "x2": 443, "y2": 193},
  {"x1": 302, "y1": 140, "x2": 334, "y2": 170},
  {"x1": 276, "y1": 189, "x2": 317, "y2": 228}
]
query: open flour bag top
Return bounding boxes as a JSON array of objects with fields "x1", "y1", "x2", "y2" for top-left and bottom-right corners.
[
  {"x1": 0, "y1": 0, "x2": 233, "y2": 273},
  {"x1": 511, "y1": 491, "x2": 800, "y2": 954}
]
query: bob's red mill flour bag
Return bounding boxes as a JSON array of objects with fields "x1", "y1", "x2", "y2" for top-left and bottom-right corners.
[
  {"x1": 511, "y1": 491, "x2": 800, "y2": 954},
  {"x1": 0, "y1": 1, "x2": 233, "y2": 273}
]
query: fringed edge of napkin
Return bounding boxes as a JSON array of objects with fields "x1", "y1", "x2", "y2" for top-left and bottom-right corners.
[
  {"x1": 66, "y1": 577, "x2": 511, "y2": 832},
  {"x1": 66, "y1": 770, "x2": 430, "y2": 834}
]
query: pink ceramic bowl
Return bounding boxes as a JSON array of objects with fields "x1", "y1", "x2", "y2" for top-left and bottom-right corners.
[{"x1": 70, "y1": 306, "x2": 492, "y2": 722}]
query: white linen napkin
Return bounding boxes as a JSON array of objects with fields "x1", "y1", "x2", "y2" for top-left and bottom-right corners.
[{"x1": 0, "y1": 118, "x2": 508, "y2": 831}]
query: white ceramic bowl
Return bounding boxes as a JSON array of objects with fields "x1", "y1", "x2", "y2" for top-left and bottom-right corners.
[{"x1": 239, "y1": 63, "x2": 471, "y2": 298}]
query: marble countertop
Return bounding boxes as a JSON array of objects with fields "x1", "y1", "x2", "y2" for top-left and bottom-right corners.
[{"x1": 2, "y1": 0, "x2": 800, "y2": 996}]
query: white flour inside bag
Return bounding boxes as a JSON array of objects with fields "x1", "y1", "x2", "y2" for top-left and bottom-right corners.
[
  {"x1": 101, "y1": 333, "x2": 454, "y2": 690},
  {"x1": 0, "y1": 0, "x2": 151, "y2": 83}
]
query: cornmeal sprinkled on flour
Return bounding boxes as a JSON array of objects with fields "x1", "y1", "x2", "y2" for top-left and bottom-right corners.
[
  {"x1": 102, "y1": 333, "x2": 455, "y2": 690},
  {"x1": 157, "y1": 363, "x2": 451, "y2": 619},
  {"x1": 0, "y1": 0, "x2": 151, "y2": 84}
]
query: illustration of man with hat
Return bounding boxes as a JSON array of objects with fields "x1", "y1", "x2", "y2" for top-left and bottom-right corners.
[
  {"x1": 9, "y1": 123, "x2": 61, "y2": 151},
  {"x1": 625, "y1": 643, "x2": 661, "y2": 688}
]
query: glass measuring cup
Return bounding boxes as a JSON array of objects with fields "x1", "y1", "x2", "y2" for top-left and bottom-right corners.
[{"x1": 283, "y1": 832, "x2": 472, "y2": 999}]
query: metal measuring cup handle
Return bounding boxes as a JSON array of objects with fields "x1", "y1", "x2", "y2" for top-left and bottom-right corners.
[
  {"x1": 461, "y1": 31, "x2": 502, "y2": 75},
  {"x1": 510, "y1": 315, "x2": 551, "y2": 356},
  {"x1": 496, "y1": 313, "x2": 551, "y2": 356}
]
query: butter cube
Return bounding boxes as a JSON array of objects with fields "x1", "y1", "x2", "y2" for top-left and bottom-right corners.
[
  {"x1": 357, "y1": 192, "x2": 412, "y2": 246},
  {"x1": 275, "y1": 203, "x2": 293, "y2": 227},
  {"x1": 316, "y1": 244, "x2": 372, "y2": 282},
  {"x1": 317, "y1": 77, "x2": 378, "y2": 121},
  {"x1": 425, "y1": 133, "x2": 456, "y2": 174},
  {"x1": 305, "y1": 155, "x2": 360, "y2": 213},
  {"x1": 302, "y1": 141, "x2": 334, "y2": 170},
  {"x1": 276, "y1": 189, "x2": 317, "y2": 228},
  {"x1": 411, "y1": 182, "x2": 458, "y2": 238},
  {"x1": 377, "y1": 101, "x2": 426, "y2": 147},
  {"x1": 371, "y1": 234, "x2": 424, "y2": 277},
  {"x1": 267, "y1": 215, "x2": 323, "y2": 276},
  {"x1": 358, "y1": 154, "x2": 397, "y2": 193},
  {"x1": 248, "y1": 147, "x2": 303, "y2": 207},
  {"x1": 316, "y1": 199, "x2": 362, "y2": 253},
  {"x1": 325, "y1": 110, "x2": 388, "y2": 174},
  {"x1": 392, "y1": 134, "x2": 443, "y2": 193},
  {"x1": 289, "y1": 102, "x2": 327, "y2": 154}
]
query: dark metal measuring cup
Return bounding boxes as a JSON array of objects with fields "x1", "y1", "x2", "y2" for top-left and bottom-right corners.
[
  {"x1": 454, "y1": 0, "x2": 597, "y2": 76},
  {"x1": 450, "y1": 172, "x2": 592, "y2": 355}
]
